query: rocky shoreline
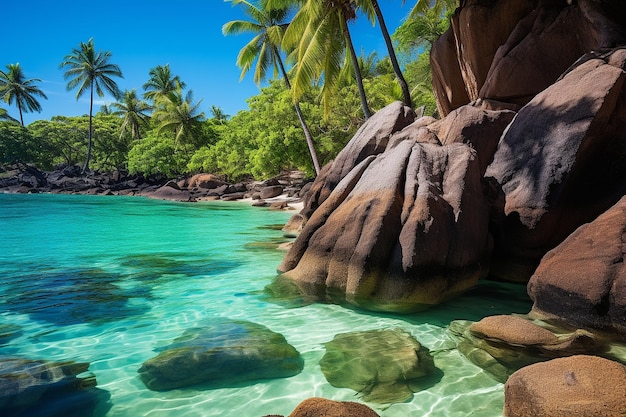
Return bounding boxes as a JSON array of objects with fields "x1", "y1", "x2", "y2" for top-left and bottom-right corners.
[{"x1": 0, "y1": 165, "x2": 310, "y2": 210}]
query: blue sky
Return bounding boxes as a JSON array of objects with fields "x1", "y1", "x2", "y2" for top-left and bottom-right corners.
[{"x1": 2, "y1": 0, "x2": 411, "y2": 125}]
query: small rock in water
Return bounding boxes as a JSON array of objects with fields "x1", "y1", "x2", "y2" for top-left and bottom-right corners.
[{"x1": 320, "y1": 328, "x2": 437, "y2": 403}]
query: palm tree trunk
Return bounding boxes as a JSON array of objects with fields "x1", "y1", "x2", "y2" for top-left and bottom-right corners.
[
  {"x1": 371, "y1": 0, "x2": 412, "y2": 108},
  {"x1": 342, "y1": 20, "x2": 372, "y2": 119},
  {"x1": 275, "y1": 49, "x2": 322, "y2": 176},
  {"x1": 17, "y1": 102, "x2": 24, "y2": 127},
  {"x1": 83, "y1": 83, "x2": 94, "y2": 174}
]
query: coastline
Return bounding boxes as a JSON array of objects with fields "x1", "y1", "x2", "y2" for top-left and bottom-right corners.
[{"x1": 0, "y1": 166, "x2": 309, "y2": 213}]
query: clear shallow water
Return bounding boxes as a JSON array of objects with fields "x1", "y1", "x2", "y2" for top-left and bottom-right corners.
[{"x1": 0, "y1": 193, "x2": 531, "y2": 417}]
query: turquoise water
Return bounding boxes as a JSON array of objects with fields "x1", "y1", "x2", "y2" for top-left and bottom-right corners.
[{"x1": 0, "y1": 193, "x2": 531, "y2": 417}]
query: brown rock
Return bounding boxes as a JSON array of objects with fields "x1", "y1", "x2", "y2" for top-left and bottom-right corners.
[
  {"x1": 469, "y1": 315, "x2": 559, "y2": 346},
  {"x1": 287, "y1": 398, "x2": 380, "y2": 417},
  {"x1": 188, "y1": 173, "x2": 225, "y2": 190},
  {"x1": 430, "y1": 28, "x2": 471, "y2": 117},
  {"x1": 485, "y1": 49, "x2": 626, "y2": 281},
  {"x1": 480, "y1": 5, "x2": 599, "y2": 107},
  {"x1": 302, "y1": 101, "x2": 416, "y2": 217},
  {"x1": 450, "y1": 0, "x2": 539, "y2": 102},
  {"x1": 282, "y1": 213, "x2": 306, "y2": 238},
  {"x1": 504, "y1": 355, "x2": 626, "y2": 417},
  {"x1": 428, "y1": 102, "x2": 516, "y2": 174},
  {"x1": 260, "y1": 185, "x2": 284, "y2": 199},
  {"x1": 280, "y1": 137, "x2": 490, "y2": 312},
  {"x1": 142, "y1": 182, "x2": 192, "y2": 202},
  {"x1": 528, "y1": 196, "x2": 626, "y2": 336}
]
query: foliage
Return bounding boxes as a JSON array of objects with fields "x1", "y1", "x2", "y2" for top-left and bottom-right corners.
[
  {"x1": 224, "y1": 0, "x2": 321, "y2": 174},
  {"x1": 284, "y1": 0, "x2": 373, "y2": 118},
  {"x1": 28, "y1": 115, "x2": 130, "y2": 171},
  {"x1": 393, "y1": 6, "x2": 452, "y2": 58},
  {"x1": 0, "y1": 122, "x2": 43, "y2": 167},
  {"x1": 198, "y1": 79, "x2": 360, "y2": 181},
  {"x1": 127, "y1": 130, "x2": 187, "y2": 177},
  {"x1": 1, "y1": 1, "x2": 457, "y2": 180}
]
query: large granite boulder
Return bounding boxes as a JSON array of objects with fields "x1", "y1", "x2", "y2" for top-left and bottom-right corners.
[
  {"x1": 504, "y1": 355, "x2": 626, "y2": 417},
  {"x1": 528, "y1": 196, "x2": 626, "y2": 335},
  {"x1": 430, "y1": 0, "x2": 626, "y2": 116},
  {"x1": 448, "y1": 0, "x2": 539, "y2": 104},
  {"x1": 138, "y1": 319, "x2": 303, "y2": 391},
  {"x1": 301, "y1": 101, "x2": 416, "y2": 218},
  {"x1": 279, "y1": 137, "x2": 490, "y2": 311},
  {"x1": 485, "y1": 48, "x2": 626, "y2": 281},
  {"x1": 0, "y1": 357, "x2": 108, "y2": 416},
  {"x1": 319, "y1": 329, "x2": 436, "y2": 403},
  {"x1": 479, "y1": 4, "x2": 601, "y2": 107}
]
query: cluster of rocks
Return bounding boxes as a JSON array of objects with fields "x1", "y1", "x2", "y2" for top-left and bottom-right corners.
[
  {"x1": 138, "y1": 319, "x2": 436, "y2": 408},
  {"x1": 0, "y1": 166, "x2": 309, "y2": 208},
  {"x1": 278, "y1": 0, "x2": 626, "y2": 332},
  {"x1": 274, "y1": 0, "x2": 626, "y2": 415}
]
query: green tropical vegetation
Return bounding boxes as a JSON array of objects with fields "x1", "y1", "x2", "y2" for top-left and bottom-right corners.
[{"x1": 0, "y1": 1, "x2": 457, "y2": 181}]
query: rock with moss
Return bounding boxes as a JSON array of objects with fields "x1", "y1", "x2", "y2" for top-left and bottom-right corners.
[
  {"x1": 319, "y1": 328, "x2": 436, "y2": 403},
  {"x1": 138, "y1": 319, "x2": 304, "y2": 391}
]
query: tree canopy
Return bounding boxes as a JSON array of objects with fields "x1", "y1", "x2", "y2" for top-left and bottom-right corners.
[{"x1": 1, "y1": 1, "x2": 456, "y2": 180}]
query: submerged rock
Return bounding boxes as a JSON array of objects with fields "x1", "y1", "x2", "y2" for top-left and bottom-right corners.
[
  {"x1": 319, "y1": 328, "x2": 437, "y2": 403},
  {"x1": 0, "y1": 324, "x2": 22, "y2": 346},
  {"x1": 138, "y1": 318, "x2": 303, "y2": 391},
  {"x1": 504, "y1": 355, "x2": 626, "y2": 417},
  {"x1": 0, "y1": 356, "x2": 108, "y2": 417}
]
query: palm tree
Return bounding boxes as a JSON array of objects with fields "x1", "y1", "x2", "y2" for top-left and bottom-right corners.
[
  {"x1": 224, "y1": 0, "x2": 321, "y2": 175},
  {"x1": 142, "y1": 64, "x2": 186, "y2": 103},
  {"x1": 210, "y1": 105, "x2": 230, "y2": 123},
  {"x1": 0, "y1": 63, "x2": 47, "y2": 126},
  {"x1": 153, "y1": 87, "x2": 205, "y2": 153},
  {"x1": 60, "y1": 38, "x2": 123, "y2": 173},
  {"x1": 284, "y1": 0, "x2": 372, "y2": 119},
  {"x1": 111, "y1": 89, "x2": 152, "y2": 140}
]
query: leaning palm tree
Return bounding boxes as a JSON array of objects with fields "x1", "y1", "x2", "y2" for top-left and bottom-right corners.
[
  {"x1": 284, "y1": 0, "x2": 372, "y2": 119},
  {"x1": 111, "y1": 89, "x2": 152, "y2": 140},
  {"x1": 60, "y1": 38, "x2": 123, "y2": 173},
  {"x1": 0, "y1": 63, "x2": 47, "y2": 126},
  {"x1": 142, "y1": 64, "x2": 186, "y2": 103},
  {"x1": 224, "y1": 0, "x2": 321, "y2": 175},
  {"x1": 369, "y1": 0, "x2": 412, "y2": 107}
]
